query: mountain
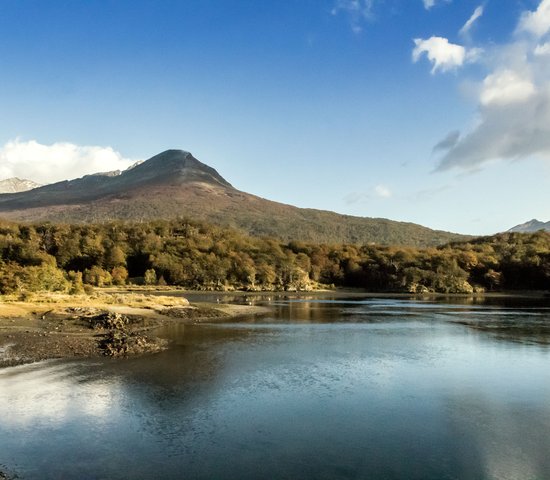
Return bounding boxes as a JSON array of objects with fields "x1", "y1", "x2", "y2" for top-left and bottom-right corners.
[
  {"x1": 92, "y1": 160, "x2": 144, "y2": 178},
  {"x1": 0, "y1": 149, "x2": 468, "y2": 247},
  {"x1": 0, "y1": 177, "x2": 41, "y2": 194},
  {"x1": 508, "y1": 219, "x2": 550, "y2": 233}
]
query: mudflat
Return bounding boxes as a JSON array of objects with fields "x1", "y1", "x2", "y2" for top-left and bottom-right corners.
[{"x1": 0, "y1": 291, "x2": 269, "y2": 368}]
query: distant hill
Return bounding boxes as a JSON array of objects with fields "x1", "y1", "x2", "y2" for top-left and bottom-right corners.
[
  {"x1": 0, "y1": 149, "x2": 468, "y2": 247},
  {"x1": 508, "y1": 219, "x2": 550, "y2": 233},
  {"x1": 0, "y1": 177, "x2": 41, "y2": 194}
]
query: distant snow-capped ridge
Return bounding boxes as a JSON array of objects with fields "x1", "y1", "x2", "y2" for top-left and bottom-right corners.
[
  {"x1": 508, "y1": 219, "x2": 550, "y2": 233},
  {"x1": 0, "y1": 177, "x2": 42, "y2": 193}
]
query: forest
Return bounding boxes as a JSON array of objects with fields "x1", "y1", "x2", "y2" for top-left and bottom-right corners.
[{"x1": 0, "y1": 218, "x2": 548, "y2": 295}]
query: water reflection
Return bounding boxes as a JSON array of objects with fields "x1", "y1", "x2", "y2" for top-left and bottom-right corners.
[
  {"x1": 1, "y1": 296, "x2": 550, "y2": 479},
  {"x1": 444, "y1": 393, "x2": 550, "y2": 479}
]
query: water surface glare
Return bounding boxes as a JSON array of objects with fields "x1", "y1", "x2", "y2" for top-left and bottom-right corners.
[{"x1": 1, "y1": 296, "x2": 550, "y2": 479}]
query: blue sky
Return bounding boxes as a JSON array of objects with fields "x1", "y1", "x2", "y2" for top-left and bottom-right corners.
[{"x1": 0, "y1": 0, "x2": 549, "y2": 235}]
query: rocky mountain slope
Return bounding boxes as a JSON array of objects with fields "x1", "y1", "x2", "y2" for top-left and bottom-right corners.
[{"x1": 0, "y1": 149, "x2": 468, "y2": 247}]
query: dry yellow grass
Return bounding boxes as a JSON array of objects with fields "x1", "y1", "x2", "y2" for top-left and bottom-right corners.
[{"x1": 1, "y1": 291, "x2": 189, "y2": 309}]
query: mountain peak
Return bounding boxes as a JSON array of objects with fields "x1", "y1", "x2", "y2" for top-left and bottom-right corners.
[
  {"x1": 0, "y1": 148, "x2": 467, "y2": 247},
  {"x1": 508, "y1": 219, "x2": 550, "y2": 233},
  {"x1": 126, "y1": 149, "x2": 232, "y2": 188},
  {"x1": 0, "y1": 177, "x2": 42, "y2": 194}
]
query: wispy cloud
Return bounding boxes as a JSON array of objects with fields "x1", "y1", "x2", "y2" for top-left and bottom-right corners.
[
  {"x1": 434, "y1": 0, "x2": 550, "y2": 171},
  {"x1": 333, "y1": 0, "x2": 452, "y2": 32},
  {"x1": 344, "y1": 184, "x2": 392, "y2": 204},
  {"x1": 411, "y1": 185, "x2": 451, "y2": 202},
  {"x1": 331, "y1": 0, "x2": 375, "y2": 33},
  {"x1": 459, "y1": 5, "x2": 484, "y2": 37},
  {"x1": 374, "y1": 184, "x2": 392, "y2": 198},
  {"x1": 423, "y1": 0, "x2": 451, "y2": 11},
  {"x1": 0, "y1": 139, "x2": 137, "y2": 184}
]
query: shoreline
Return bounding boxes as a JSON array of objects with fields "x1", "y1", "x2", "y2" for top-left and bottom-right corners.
[
  {"x1": 104, "y1": 286, "x2": 550, "y2": 300},
  {"x1": 1, "y1": 288, "x2": 548, "y2": 369},
  {"x1": 0, "y1": 292, "x2": 270, "y2": 369},
  {"x1": 101, "y1": 286, "x2": 348, "y2": 298}
]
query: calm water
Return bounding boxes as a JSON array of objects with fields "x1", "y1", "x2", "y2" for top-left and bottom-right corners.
[{"x1": 1, "y1": 295, "x2": 550, "y2": 480}]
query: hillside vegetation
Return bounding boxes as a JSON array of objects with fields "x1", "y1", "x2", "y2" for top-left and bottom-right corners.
[
  {"x1": 0, "y1": 150, "x2": 466, "y2": 247},
  {"x1": 0, "y1": 219, "x2": 548, "y2": 295}
]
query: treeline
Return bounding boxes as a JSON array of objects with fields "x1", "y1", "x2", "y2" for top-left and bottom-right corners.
[{"x1": 0, "y1": 219, "x2": 549, "y2": 295}]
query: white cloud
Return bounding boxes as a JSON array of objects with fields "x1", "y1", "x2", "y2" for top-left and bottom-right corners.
[
  {"x1": 460, "y1": 5, "x2": 484, "y2": 36},
  {"x1": 374, "y1": 184, "x2": 392, "y2": 198},
  {"x1": 412, "y1": 37, "x2": 467, "y2": 73},
  {"x1": 480, "y1": 69, "x2": 536, "y2": 106},
  {"x1": 437, "y1": 85, "x2": 550, "y2": 170},
  {"x1": 435, "y1": 0, "x2": 550, "y2": 171},
  {"x1": 0, "y1": 139, "x2": 137, "y2": 184},
  {"x1": 518, "y1": 0, "x2": 550, "y2": 38},
  {"x1": 534, "y1": 42, "x2": 550, "y2": 55},
  {"x1": 332, "y1": 0, "x2": 375, "y2": 33}
]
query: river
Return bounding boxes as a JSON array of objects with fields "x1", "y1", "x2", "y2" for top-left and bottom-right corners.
[{"x1": 1, "y1": 295, "x2": 550, "y2": 479}]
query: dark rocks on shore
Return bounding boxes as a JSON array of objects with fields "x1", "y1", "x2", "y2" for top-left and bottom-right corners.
[
  {"x1": 163, "y1": 306, "x2": 228, "y2": 320},
  {"x1": 98, "y1": 329, "x2": 164, "y2": 357},
  {"x1": 88, "y1": 311, "x2": 130, "y2": 330},
  {"x1": 89, "y1": 312, "x2": 165, "y2": 357}
]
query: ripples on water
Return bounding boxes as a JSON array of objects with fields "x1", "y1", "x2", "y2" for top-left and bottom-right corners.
[{"x1": 1, "y1": 295, "x2": 550, "y2": 480}]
